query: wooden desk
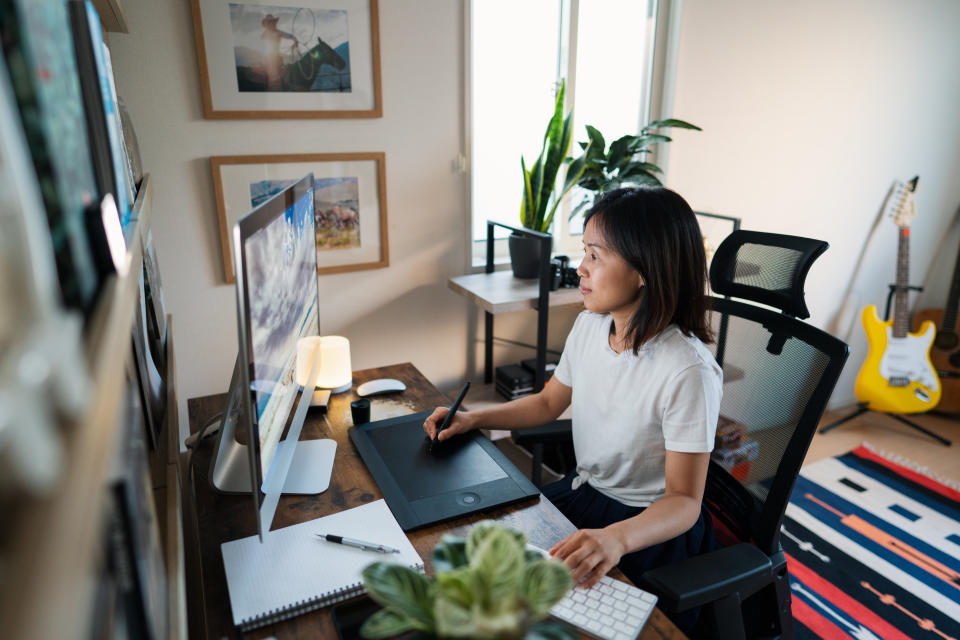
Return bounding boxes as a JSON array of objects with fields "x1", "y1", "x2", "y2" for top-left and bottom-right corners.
[{"x1": 183, "y1": 362, "x2": 683, "y2": 640}]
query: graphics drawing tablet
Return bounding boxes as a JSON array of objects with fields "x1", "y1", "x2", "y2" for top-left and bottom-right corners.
[{"x1": 348, "y1": 411, "x2": 539, "y2": 531}]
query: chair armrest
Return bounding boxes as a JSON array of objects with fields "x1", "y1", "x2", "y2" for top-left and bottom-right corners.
[
  {"x1": 638, "y1": 543, "x2": 772, "y2": 612},
  {"x1": 511, "y1": 419, "x2": 572, "y2": 446}
]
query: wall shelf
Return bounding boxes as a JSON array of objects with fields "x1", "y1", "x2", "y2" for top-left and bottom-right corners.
[
  {"x1": 0, "y1": 175, "x2": 182, "y2": 640},
  {"x1": 91, "y1": 0, "x2": 129, "y2": 33}
]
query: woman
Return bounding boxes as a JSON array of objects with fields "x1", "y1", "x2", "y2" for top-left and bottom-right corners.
[{"x1": 424, "y1": 187, "x2": 721, "y2": 599}]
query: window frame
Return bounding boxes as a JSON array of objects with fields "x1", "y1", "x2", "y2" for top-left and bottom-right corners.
[{"x1": 462, "y1": 0, "x2": 681, "y2": 271}]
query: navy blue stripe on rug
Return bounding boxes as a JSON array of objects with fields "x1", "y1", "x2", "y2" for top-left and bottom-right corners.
[
  {"x1": 782, "y1": 516, "x2": 960, "y2": 640},
  {"x1": 888, "y1": 503, "x2": 921, "y2": 521},
  {"x1": 791, "y1": 474, "x2": 960, "y2": 597},
  {"x1": 793, "y1": 472, "x2": 960, "y2": 575},
  {"x1": 840, "y1": 451, "x2": 960, "y2": 522}
]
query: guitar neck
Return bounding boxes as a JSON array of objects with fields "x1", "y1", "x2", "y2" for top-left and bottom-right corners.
[{"x1": 893, "y1": 227, "x2": 910, "y2": 338}]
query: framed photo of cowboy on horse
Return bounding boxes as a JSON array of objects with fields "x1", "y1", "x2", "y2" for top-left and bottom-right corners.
[
  {"x1": 191, "y1": 0, "x2": 382, "y2": 118},
  {"x1": 211, "y1": 153, "x2": 389, "y2": 281}
]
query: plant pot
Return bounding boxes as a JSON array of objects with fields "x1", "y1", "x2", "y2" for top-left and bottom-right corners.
[{"x1": 508, "y1": 233, "x2": 551, "y2": 279}]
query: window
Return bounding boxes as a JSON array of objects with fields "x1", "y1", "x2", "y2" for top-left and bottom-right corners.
[{"x1": 467, "y1": 0, "x2": 663, "y2": 266}]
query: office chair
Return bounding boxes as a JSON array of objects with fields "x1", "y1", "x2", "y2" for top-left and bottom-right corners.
[{"x1": 516, "y1": 230, "x2": 849, "y2": 639}]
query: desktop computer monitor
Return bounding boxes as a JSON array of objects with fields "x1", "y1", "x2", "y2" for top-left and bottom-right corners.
[{"x1": 209, "y1": 172, "x2": 336, "y2": 541}]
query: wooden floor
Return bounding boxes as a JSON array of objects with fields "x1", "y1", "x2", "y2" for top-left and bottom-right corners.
[{"x1": 807, "y1": 405, "x2": 960, "y2": 484}]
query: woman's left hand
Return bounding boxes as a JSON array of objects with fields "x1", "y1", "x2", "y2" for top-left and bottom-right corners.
[{"x1": 549, "y1": 528, "x2": 627, "y2": 588}]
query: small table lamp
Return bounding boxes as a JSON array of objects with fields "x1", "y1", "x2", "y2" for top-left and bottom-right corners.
[{"x1": 295, "y1": 335, "x2": 352, "y2": 407}]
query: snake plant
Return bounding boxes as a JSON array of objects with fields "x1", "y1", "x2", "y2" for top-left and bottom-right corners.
[{"x1": 519, "y1": 81, "x2": 590, "y2": 234}]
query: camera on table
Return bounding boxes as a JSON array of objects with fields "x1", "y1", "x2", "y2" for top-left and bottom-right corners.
[{"x1": 549, "y1": 255, "x2": 580, "y2": 290}]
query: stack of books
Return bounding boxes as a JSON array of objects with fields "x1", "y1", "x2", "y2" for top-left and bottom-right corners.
[
  {"x1": 521, "y1": 358, "x2": 558, "y2": 379},
  {"x1": 711, "y1": 415, "x2": 758, "y2": 481},
  {"x1": 495, "y1": 365, "x2": 533, "y2": 400},
  {"x1": 494, "y1": 358, "x2": 558, "y2": 400}
]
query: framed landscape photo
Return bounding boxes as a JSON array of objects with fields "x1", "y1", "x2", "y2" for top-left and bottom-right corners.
[
  {"x1": 190, "y1": 0, "x2": 382, "y2": 118},
  {"x1": 212, "y1": 152, "x2": 388, "y2": 281}
]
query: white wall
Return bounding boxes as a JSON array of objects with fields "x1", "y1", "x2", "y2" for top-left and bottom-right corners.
[
  {"x1": 109, "y1": 0, "x2": 960, "y2": 445},
  {"x1": 108, "y1": 0, "x2": 513, "y2": 444},
  {"x1": 665, "y1": 0, "x2": 960, "y2": 406}
]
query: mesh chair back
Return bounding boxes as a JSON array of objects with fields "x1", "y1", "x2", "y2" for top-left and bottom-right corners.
[
  {"x1": 710, "y1": 230, "x2": 828, "y2": 319},
  {"x1": 705, "y1": 297, "x2": 847, "y2": 555},
  {"x1": 705, "y1": 229, "x2": 846, "y2": 556}
]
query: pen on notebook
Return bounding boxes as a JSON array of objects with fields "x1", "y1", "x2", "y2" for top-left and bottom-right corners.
[
  {"x1": 432, "y1": 381, "x2": 470, "y2": 449},
  {"x1": 316, "y1": 533, "x2": 400, "y2": 554}
]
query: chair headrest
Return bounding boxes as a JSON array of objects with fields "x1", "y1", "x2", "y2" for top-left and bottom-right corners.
[{"x1": 709, "y1": 230, "x2": 828, "y2": 319}]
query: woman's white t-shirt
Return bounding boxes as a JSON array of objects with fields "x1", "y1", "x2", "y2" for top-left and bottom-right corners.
[{"x1": 553, "y1": 311, "x2": 723, "y2": 507}]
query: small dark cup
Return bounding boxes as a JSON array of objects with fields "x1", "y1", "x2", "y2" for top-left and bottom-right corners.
[{"x1": 350, "y1": 398, "x2": 371, "y2": 425}]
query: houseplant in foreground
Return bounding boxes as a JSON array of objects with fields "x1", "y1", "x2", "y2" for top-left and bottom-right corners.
[
  {"x1": 568, "y1": 118, "x2": 701, "y2": 220},
  {"x1": 360, "y1": 522, "x2": 575, "y2": 639},
  {"x1": 510, "y1": 81, "x2": 590, "y2": 278}
]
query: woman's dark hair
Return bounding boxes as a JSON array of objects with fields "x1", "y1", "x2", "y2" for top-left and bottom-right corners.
[{"x1": 583, "y1": 186, "x2": 713, "y2": 352}]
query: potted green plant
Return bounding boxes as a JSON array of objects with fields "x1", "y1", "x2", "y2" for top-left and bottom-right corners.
[
  {"x1": 510, "y1": 81, "x2": 590, "y2": 279},
  {"x1": 568, "y1": 118, "x2": 701, "y2": 220},
  {"x1": 359, "y1": 522, "x2": 576, "y2": 639}
]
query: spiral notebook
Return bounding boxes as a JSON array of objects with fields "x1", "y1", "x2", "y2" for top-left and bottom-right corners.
[{"x1": 221, "y1": 500, "x2": 422, "y2": 632}]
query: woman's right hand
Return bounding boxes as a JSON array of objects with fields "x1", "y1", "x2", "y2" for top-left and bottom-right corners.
[{"x1": 422, "y1": 407, "x2": 477, "y2": 442}]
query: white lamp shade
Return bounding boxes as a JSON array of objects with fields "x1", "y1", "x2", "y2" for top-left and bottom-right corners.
[{"x1": 295, "y1": 336, "x2": 352, "y2": 393}]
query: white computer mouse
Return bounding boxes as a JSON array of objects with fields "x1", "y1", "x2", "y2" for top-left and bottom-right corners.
[{"x1": 356, "y1": 378, "x2": 407, "y2": 397}]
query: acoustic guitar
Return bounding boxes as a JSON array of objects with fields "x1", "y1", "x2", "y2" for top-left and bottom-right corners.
[
  {"x1": 912, "y1": 237, "x2": 960, "y2": 412},
  {"x1": 854, "y1": 177, "x2": 941, "y2": 414}
]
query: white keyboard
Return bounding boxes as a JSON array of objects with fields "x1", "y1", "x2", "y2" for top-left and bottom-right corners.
[{"x1": 549, "y1": 574, "x2": 657, "y2": 640}]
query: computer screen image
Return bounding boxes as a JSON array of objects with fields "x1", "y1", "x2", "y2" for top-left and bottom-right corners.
[
  {"x1": 240, "y1": 178, "x2": 319, "y2": 479},
  {"x1": 209, "y1": 172, "x2": 336, "y2": 541}
]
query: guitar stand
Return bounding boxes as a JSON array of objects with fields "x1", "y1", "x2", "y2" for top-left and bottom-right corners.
[
  {"x1": 822, "y1": 281, "x2": 951, "y2": 445},
  {"x1": 883, "y1": 283, "x2": 924, "y2": 321},
  {"x1": 819, "y1": 402, "x2": 952, "y2": 446}
]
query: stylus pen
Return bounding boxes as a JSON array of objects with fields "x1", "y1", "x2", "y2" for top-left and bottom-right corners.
[
  {"x1": 433, "y1": 381, "x2": 470, "y2": 445},
  {"x1": 316, "y1": 533, "x2": 400, "y2": 554}
]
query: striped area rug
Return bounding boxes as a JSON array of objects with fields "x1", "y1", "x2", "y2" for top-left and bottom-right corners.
[{"x1": 782, "y1": 445, "x2": 960, "y2": 639}]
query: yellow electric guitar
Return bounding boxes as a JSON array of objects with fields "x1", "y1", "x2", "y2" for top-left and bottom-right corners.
[{"x1": 854, "y1": 177, "x2": 941, "y2": 413}]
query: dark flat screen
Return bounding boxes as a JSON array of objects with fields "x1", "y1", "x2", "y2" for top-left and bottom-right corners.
[
  {"x1": 349, "y1": 410, "x2": 539, "y2": 531},
  {"x1": 365, "y1": 418, "x2": 507, "y2": 501}
]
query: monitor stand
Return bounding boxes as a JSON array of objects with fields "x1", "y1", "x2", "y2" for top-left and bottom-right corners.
[{"x1": 210, "y1": 355, "x2": 336, "y2": 496}]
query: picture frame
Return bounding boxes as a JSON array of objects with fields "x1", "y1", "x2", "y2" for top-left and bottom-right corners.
[
  {"x1": 141, "y1": 229, "x2": 168, "y2": 375},
  {"x1": 68, "y1": 0, "x2": 118, "y2": 222},
  {"x1": 212, "y1": 152, "x2": 389, "y2": 281},
  {"x1": 105, "y1": 385, "x2": 168, "y2": 640},
  {"x1": 190, "y1": 0, "x2": 382, "y2": 118},
  {"x1": 5, "y1": 0, "x2": 101, "y2": 311},
  {"x1": 130, "y1": 268, "x2": 166, "y2": 449}
]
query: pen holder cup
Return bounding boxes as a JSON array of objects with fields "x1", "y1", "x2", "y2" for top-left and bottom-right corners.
[{"x1": 350, "y1": 399, "x2": 371, "y2": 425}]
